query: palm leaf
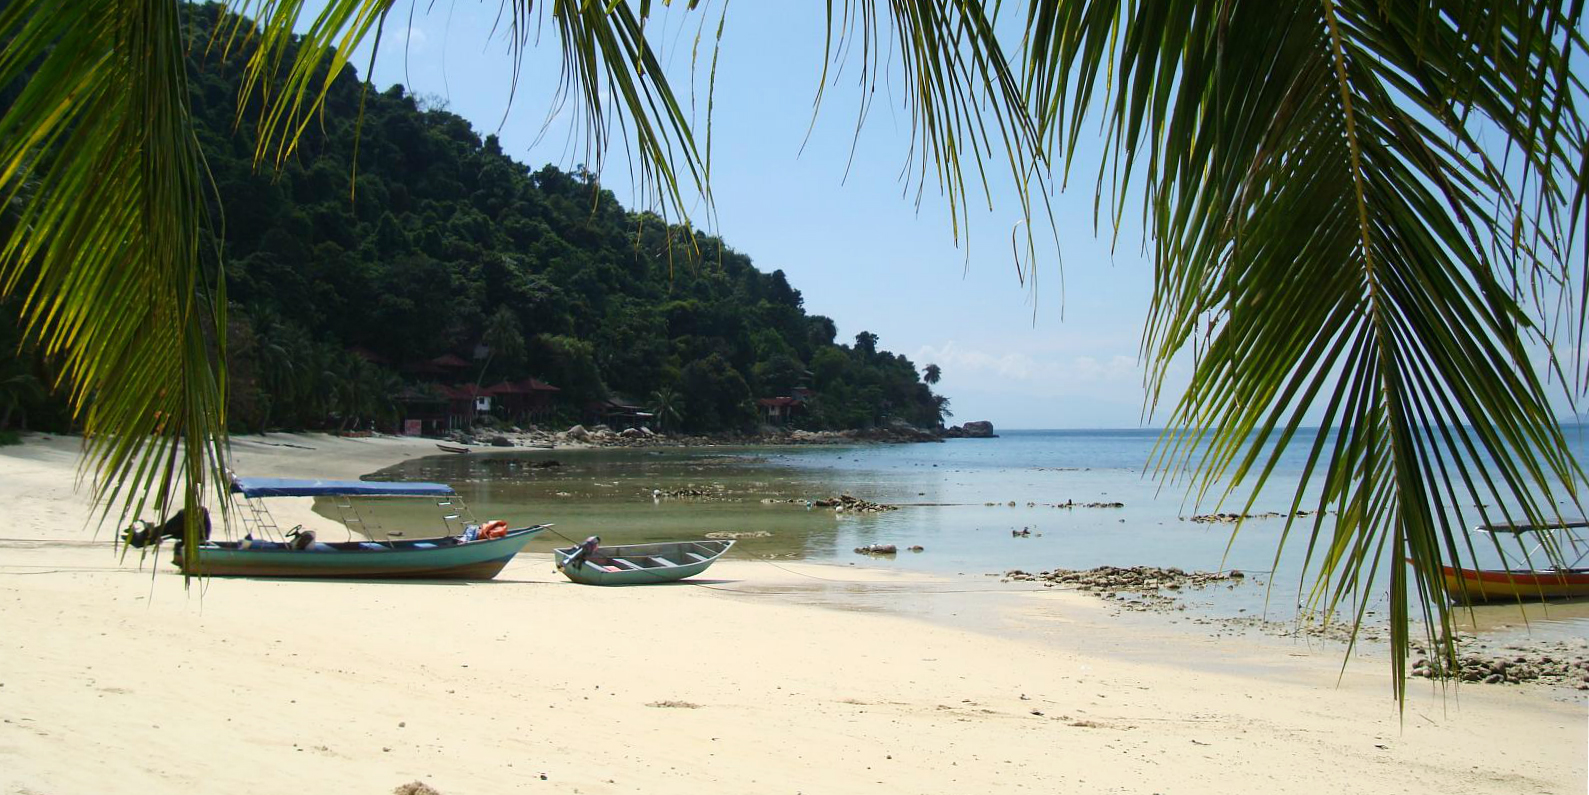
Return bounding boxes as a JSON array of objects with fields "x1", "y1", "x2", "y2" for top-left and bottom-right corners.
[
  {"x1": 1024, "y1": 0, "x2": 1587, "y2": 701},
  {"x1": 0, "y1": 0, "x2": 229, "y2": 569}
]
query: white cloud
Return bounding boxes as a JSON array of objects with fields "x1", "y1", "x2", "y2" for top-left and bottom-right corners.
[
  {"x1": 914, "y1": 341, "x2": 1035, "y2": 380},
  {"x1": 915, "y1": 342, "x2": 1139, "y2": 386}
]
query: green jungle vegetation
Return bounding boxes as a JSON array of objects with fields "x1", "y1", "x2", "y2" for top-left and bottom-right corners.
[{"x1": 0, "y1": 3, "x2": 947, "y2": 439}]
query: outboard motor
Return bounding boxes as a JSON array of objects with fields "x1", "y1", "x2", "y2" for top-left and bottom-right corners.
[
  {"x1": 124, "y1": 507, "x2": 211, "y2": 549},
  {"x1": 564, "y1": 535, "x2": 601, "y2": 569}
]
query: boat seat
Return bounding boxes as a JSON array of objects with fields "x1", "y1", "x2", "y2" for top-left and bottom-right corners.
[
  {"x1": 649, "y1": 556, "x2": 677, "y2": 567},
  {"x1": 612, "y1": 558, "x2": 644, "y2": 570},
  {"x1": 683, "y1": 552, "x2": 710, "y2": 563}
]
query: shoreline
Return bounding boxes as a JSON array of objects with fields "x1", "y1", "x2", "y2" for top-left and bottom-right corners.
[{"x1": 1, "y1": 432, "x2": 1585, "y2": 794}]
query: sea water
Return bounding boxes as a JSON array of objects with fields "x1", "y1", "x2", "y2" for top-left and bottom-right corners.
[{"x1": 365, "y1": 427, "x2": 1589, "y2": 636}]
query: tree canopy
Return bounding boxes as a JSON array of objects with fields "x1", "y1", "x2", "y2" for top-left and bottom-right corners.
[{"x1": 2, "y1": 4, "x2": 947, "y2": 437}]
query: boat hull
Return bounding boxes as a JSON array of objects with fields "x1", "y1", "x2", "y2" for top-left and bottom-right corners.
[
  {"x1": 555, "y1": 539, "x2": 732, "y2": 585},
  {"x1": 1441, "y1": 565, "x2": 1589, "y2": 603},
  {"x1": 176, "y1": 526, "x2": 547, "y2": 580}
]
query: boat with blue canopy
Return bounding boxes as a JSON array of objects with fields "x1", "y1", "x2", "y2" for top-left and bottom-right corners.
[{"x1": 164, "y1": 476, "x2": 549, "y2": 580}]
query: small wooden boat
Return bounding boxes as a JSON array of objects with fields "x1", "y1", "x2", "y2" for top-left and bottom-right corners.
[
  {"x1": 436, "y1": 443, "x2": 470, "y2": 454},
  {"x1": 554, "y1": 539, "x2": 733, "y2": 585},
  {"x1": 1437, "y1": 520, "x2": 1589, "y2": 603},
  {"x1": 172, "y1": 476, "x2": 548, "y2": 580},
  {"x1": 1439, "y1": 565, "x2": 1589, "y2": 603}
]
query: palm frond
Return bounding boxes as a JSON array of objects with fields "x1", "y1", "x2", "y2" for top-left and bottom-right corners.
[
  {"x1": 1025, "y1": 0, "x2": 1587, "y2": 700},
  {"x1": 0, "y1": 0, "x2": 229, "y2": 568}
]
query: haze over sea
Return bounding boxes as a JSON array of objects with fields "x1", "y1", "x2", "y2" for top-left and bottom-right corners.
[{"x1": 364, "y1": 427, "x2": 1589, "y2": 639}]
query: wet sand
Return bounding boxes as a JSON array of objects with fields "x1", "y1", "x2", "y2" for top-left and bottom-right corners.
[{"x1": 0, "y1": 432, "x2": 1584, "y2": 794}]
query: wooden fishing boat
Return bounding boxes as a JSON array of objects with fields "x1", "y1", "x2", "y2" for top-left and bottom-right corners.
[
  {"x1": 436, "y1": 443, "x2": 471, "y2": 454},
  {"x1": 1439, "y1": 565, "x2": 1589, "y2": 602},
  {"x1": 1438, "y1": 520, "x2": 1589, "y2": 604},
  {"x1": 554, "y1": 539, "x2": 733, "y2": 585},
  {"x1": 172, "y1": 477, "x2": 549, "y2": 580}
]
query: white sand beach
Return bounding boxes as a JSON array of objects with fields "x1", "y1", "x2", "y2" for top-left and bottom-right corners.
[{"x1": 0, "y1": 434, "x2": 1583, "y2": 794}]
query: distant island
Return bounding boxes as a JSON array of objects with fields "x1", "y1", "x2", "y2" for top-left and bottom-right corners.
[{"x1": 0, "y1": 3, "x2": 949, "y2": 443}]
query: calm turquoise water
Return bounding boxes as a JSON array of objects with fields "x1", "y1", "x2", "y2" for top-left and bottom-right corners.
[{"x1": 366, "y1": 427, "x2": 1589, "y2": 631}]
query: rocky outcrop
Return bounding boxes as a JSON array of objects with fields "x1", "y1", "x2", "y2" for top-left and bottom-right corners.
[
  {"x1": 943, "y1": 420, "x2": 996, "y2": 438},
  {"x1": 1004, "y1": 565, "x2": 1246, "y2": 592}
]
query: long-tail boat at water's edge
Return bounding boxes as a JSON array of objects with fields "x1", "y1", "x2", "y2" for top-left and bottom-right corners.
[{"x1": 129, "y1": 476, "x2": 548, "y2": 580}]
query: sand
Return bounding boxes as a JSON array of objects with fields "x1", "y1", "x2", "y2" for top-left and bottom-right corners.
[{"x1": 0, "y1": 433, "x2": 1584, "y2": 794}]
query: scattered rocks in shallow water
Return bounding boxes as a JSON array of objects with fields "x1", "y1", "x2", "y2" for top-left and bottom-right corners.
[
  {"x1": 1052, "y1": 500, "x2": 1125, "y2": 509},
  {"x1": 1188, "y1": 510, "x2": 1313, "y2": 524},
  {"x1": 1002, "y1": 565, "x2": 1252, "y2": 611},
  {"x1": 655, "y1": 485, "x2": 736, "y2": 501},
  {"x1": 854, "y1": 544, "x2": 898, "y2": 555},
  {"x1": 762, "y1": 494, "x2": 898, "y2": 513},
  {"x1": 660, "y1": 486, "x2": 714, "y2": 498},
  {"x1": 985, "y1": 499, "x2": 1126, "y2": 509},
  {"x1": 816, "y1": 494, "x2": 898, "y2": 513},
  {"x1": 704, "y1": 530, "x2": 772, "y2": 540}
]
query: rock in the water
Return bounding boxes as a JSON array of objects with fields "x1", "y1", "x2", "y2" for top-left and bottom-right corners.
[
  {"x1": 855, "y1": 544, "x2": 898, "y2": 555},
  {"x1": 961, "y1": 420, "x2": 996, "y2": 437},
  {"x1": 801, "y1": 494, "x2": 899, "y2": 513},
  {"x1": 943, "y1": 420, "x2": 998, "y2": 438}
]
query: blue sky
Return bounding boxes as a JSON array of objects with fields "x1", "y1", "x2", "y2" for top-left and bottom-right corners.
[{"x1": 310, "y1": 2, "x2": 1581, "y2": 430}]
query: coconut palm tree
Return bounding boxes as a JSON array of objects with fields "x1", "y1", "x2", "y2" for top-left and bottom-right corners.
[
  {"x1": 650, "y1": 386, "x2": 682, "y2": 432},
  {"x1": 0, "y1": 1, "x2": 226, "y2": 571},
  {"x1": 0, "y1": 1, "x2": 1584, "y2": 699},
  {"x1": 923, "y1": 364, "x2": 942, "y2": 385}
]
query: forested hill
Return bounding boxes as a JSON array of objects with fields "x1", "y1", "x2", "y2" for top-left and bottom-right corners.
[{"x1": 0, "y1": 3, "x2": 948, "y2": 437}]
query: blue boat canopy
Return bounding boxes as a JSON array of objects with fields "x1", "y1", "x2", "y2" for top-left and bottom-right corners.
[{"x1": 230, "y1": 477, "x2": 455, "y2": 498}]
